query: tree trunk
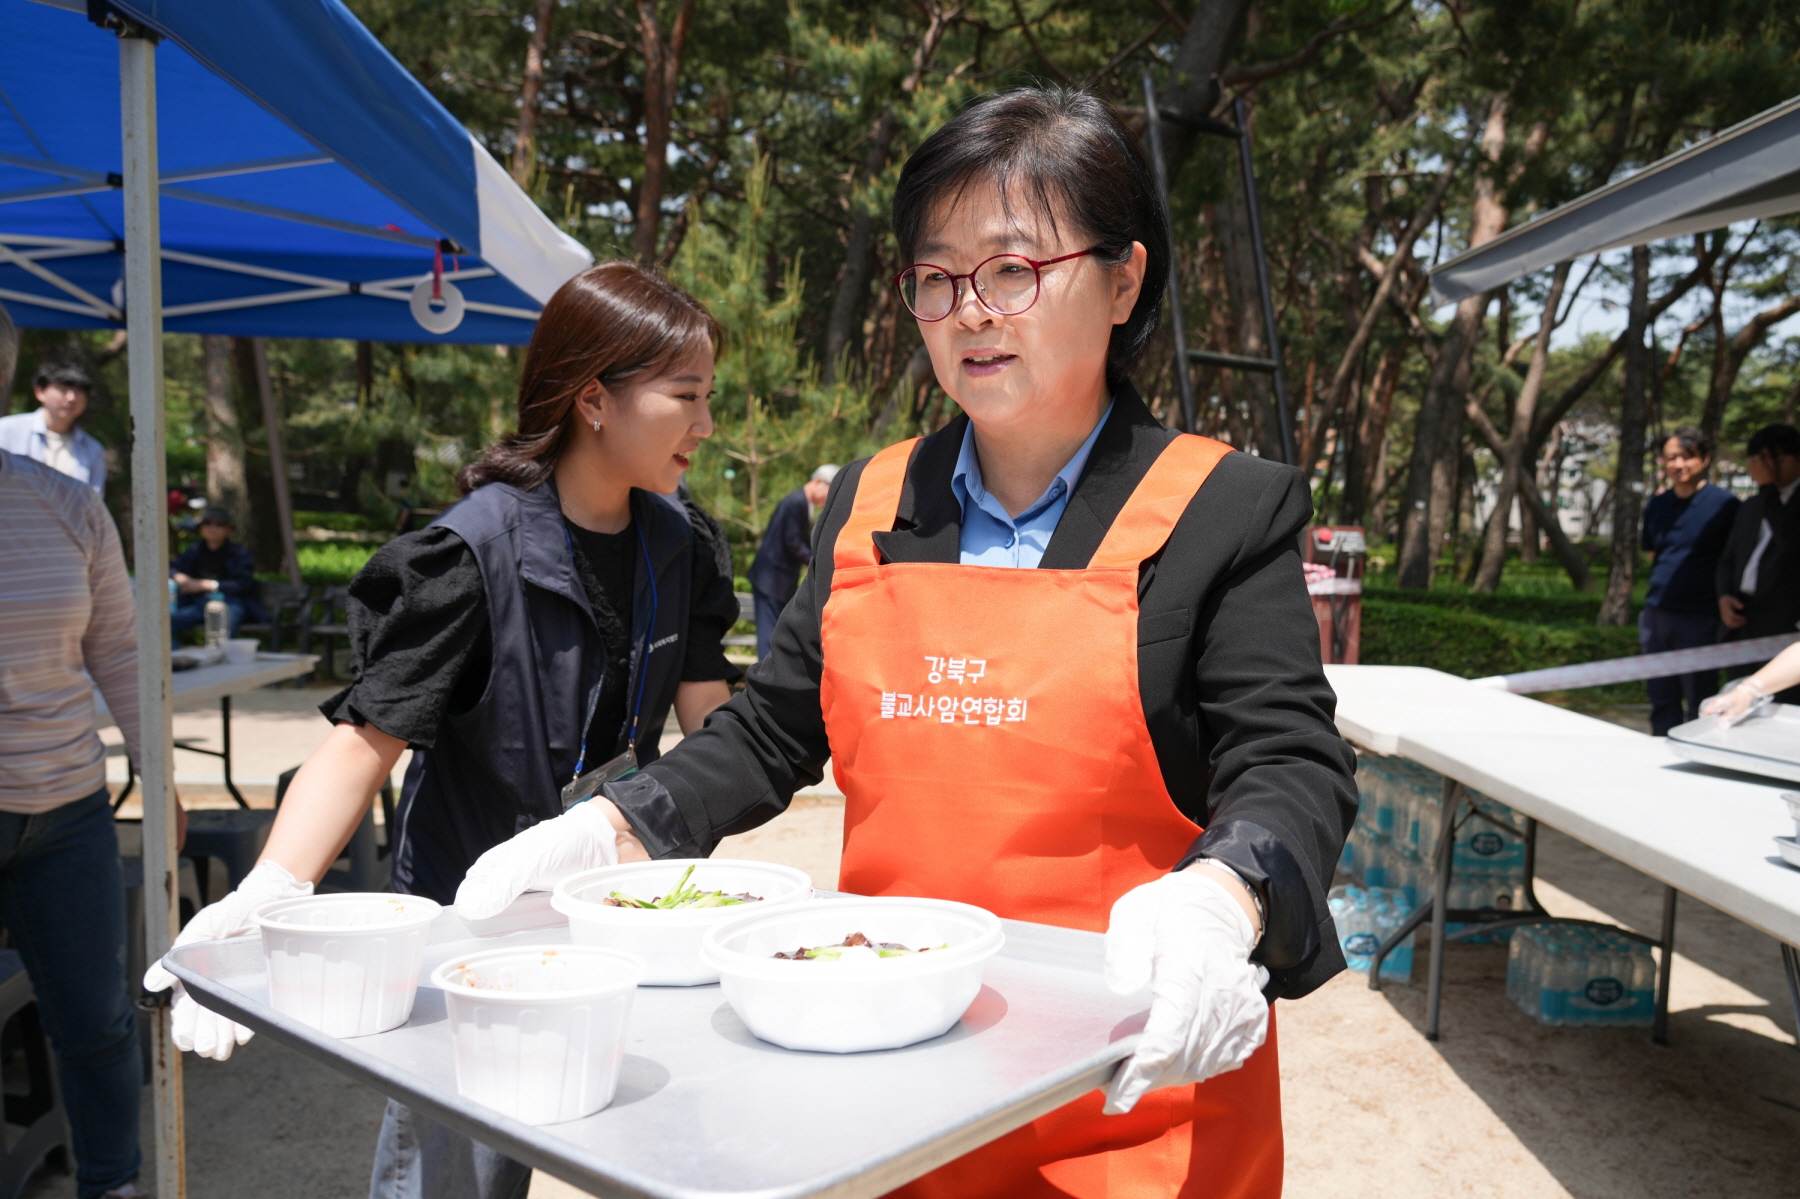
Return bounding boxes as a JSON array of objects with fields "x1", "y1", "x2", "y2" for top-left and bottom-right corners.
[
  {"x1": 1599, "y1": 245, "x2": 1652, "y2": 626},
  {"x1": 1337, "y1": 338, "x2": 1406, "y2": 525},
  {"x1": 821, "y1": 4, "x2": 952, "y2": 384},
  {"x1": 1154, "y1": 0, "x2": 1256, "y2": 180},
  {"x1": 512, "y1": 0, "x2": 556, "y2": 186},
  {"x1": 1699, "y1": 293, "x2": 1800, "y2": 441},
  {"x1": 1474, "y1": 259, "x2": 1571, "y2": 591},
  {"x1": 235, "y1": 338, "x2": 301, "y2": 585},
  {"x1": 202, "y1": 335, "x2": 251, "y2": 538},
  {"x1": 1396, "y1": 99, "x2": 1509, "y2": 588},
  {"x1": 632, "y1": 0, "x2": 696, "y2": 265},
  {"x1": 1466, "y1": 399, "x2": 1591, "y2": 589}
]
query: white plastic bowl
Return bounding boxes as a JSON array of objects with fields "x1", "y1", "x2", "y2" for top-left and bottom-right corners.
[
  {"x1": 1782, "y1": 792, "x2": 1800, "y2": 838},
  {"x1": 431, "y1": 945, "x2": 644, "y2": 1125},
  {"x1": 699, "y1": 897, "x2": 1004, "y2": 1053},
  {"x1": 255, "y1": 893, "x2": 440, "y2": 1038},
  {"x1": 1777, "y1": 836, "x2": 1800, "y2": 872},
  {"x1": 223, "y1": 638, "x2": 260, "y2": 664},
  {"x1": 551, "y1": 859, "x2": 812, "y2": 986}
]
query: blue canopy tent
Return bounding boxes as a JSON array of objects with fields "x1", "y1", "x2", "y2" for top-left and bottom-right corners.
[
  {"x1": 4, "y1": 0, "x2": 591, "y2": 340},
  {"x1": 3, "y1": 5, "x2": 592, "y2": 1189}
]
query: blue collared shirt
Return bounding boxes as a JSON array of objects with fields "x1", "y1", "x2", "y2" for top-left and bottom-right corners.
[
  {"x1": 951, "y1": 403, "x2": 1112, "y2": 568},
  {"x1": 0, "y1": 409, "x2": 107, "y2": 493}
]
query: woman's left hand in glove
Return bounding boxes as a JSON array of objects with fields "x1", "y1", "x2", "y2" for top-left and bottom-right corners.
[{"x1": 1101, "y1": 866, "x2": 1270, "y2": 1115}]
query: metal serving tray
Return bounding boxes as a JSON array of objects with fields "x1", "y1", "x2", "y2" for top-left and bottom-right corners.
[
  {"x1": 166, "y1": 896, "x2": 1146, "y2": 1199},
  {"x1": 1669, "y1": 703, "x2": 1800, "y2": 783}
]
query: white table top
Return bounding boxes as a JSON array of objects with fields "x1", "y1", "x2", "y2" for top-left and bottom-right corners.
[
  {"x1": 93, "y1": 653, "x2": 317, "y2": 728},
  {"x1": 1324, "y1": 664, "x2": 1635, "y2": 754},
  {"x1": 1397, "y1": 727, "x2": 1800, "y2": 948}
]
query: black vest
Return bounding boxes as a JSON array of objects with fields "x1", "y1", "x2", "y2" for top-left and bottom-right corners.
[{"x1": 390, "y1": 479, "x2": 695, "y2": 903}]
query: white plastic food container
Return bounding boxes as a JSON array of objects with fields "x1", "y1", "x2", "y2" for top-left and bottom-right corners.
[
  {"x1": 1782, "y1": 792, "x2": 1800, "y2": 838},
  {"x1": 699, "y1": 896, "x2": 1004, "y2": 1053},
  {"x1": 223, "y1": 638, "x2": 260, "y2": 664},
  {"x1": 1777, "y1": 835, "x2": 1800, "y2": 871},
  {"x1": 431, "y1": 945, "x2": 644, "y2": 1126},
  {"x1": 551, "y1": 859, "x2": 812, "y2": 986},
  {"x1": 255, "y1": 893, "x2": 440, "y2": 1038}
]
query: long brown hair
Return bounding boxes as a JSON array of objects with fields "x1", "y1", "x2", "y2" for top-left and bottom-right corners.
[{"x1": 457, "y1": 262, "x2": 720, "y2": 494}]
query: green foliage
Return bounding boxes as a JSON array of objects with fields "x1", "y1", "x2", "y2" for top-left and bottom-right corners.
[
  {"x1": 293, "y1": 510, "x2": 389, "y2": 532},
  {"x1": 290, "y1": 543, "x2": 381, "y2": 585},
  {"x1": 672, "y1": 158, "x2": 886, "y2": 571}
]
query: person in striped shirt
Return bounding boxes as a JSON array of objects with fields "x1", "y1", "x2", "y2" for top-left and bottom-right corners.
[{"x1": 0, "y1": 447, "x2": 170, "y2": 1199}]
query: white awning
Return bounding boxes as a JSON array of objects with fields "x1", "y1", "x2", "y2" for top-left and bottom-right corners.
[{"x1": 1430, "y1": 95, "x2": 1800, "y2": 304}]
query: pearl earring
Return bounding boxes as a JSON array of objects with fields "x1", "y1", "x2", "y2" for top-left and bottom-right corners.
[{"x1": 592, "y1": 420, "x2": 601, "y2": 432}]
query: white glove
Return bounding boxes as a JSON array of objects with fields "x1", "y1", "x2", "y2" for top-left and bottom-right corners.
[
  {"x1": 1699, "y1": 676, "x2": 1770, "y2": 727},
  {"x1": 143, "y1": 860, "x2": 312, "y2": 1061},
  {"x1": 453, "y1": 801, "x2": 620, "y2": 921},
  {"x1": 1102, "y1": 868, "x2": 1270, "y2": 1115}
]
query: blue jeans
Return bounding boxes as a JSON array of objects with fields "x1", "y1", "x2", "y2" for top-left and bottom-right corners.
[
  {"x1": 1639, "y1": 605, "x2": 1720, "y2": 735},
  {"x1": 0, "y1": 788, "x2": 140, "y2": 1197},
  {"x1": 369, "y1": 1100, "x2": 529, "y2": 1199},
  {"x1": 170, "y1": 594, "x2": 244, "y2": 638},
  {"x1": 752, "y1": 587, "x2": 786, "y2": 661}
]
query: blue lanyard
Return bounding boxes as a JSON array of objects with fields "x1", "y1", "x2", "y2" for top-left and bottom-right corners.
[{"x1": 565, "y1": 517, "x2": 659, "y2": 779}]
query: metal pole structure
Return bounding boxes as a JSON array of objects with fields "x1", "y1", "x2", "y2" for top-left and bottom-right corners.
[
  {"x1": 1232, "y1": 98, "x2": 1296, "y2": 466},
  {"x1": 119, "y1": 27, "x2": 188, "y2": 1198},
  {"x1": 1141, "y1": 72, "x2": 1196, "y2": 434}
]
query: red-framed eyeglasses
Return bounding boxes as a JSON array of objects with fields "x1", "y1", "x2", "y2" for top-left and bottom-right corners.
[{"x1": 892, "y1": 248, "x2": 1101, "y2": 322}]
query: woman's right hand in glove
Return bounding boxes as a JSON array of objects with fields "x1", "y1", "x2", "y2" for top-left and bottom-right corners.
[{"x1": 142, "y1": 860, "x2": 313, "y2": 1061}]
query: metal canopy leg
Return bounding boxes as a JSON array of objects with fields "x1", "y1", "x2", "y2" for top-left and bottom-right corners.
[
  {"x1": 1232, "y1": 98, "x2": 1296, "y2": 466},
  {"x1": 1140, "y1": 72, "x2": 1196, "y2": 434},
  {"x1": 114, "y1": 17, "x2": 188, "y2": 1198}
]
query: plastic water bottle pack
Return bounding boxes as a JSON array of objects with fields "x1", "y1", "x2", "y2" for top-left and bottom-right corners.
[
  {"x1": 1351, "y1": 753, "x2": 1527, "y2": 937},
  {"x1": 1328, "y1": 884, "x2": 1413, "y2": 982},
  {"x1": 1505, "y1": 924, "x2": 1655, "y2": 1027}
]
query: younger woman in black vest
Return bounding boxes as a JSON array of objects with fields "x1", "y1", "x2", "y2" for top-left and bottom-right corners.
[{"x1": 145, "y1": 262, "x2": 740, "y2": 1198}]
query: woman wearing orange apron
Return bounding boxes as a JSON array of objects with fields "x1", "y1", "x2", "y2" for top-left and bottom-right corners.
[{"x1": 460, "y1": 86, "x2": 1357, "y2": 1198}]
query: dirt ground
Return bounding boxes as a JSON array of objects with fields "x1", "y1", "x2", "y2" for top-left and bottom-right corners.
[{"x1": 37, "y1": 684, "x2": 1797, "y2": 1197}]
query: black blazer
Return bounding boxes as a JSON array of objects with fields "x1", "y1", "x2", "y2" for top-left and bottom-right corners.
[
  {"x1": 746, "y1": 487, "x2": 814, "y2": 605},
  {"x1": 1720, "y1": 486, "x2": 1800, "y2": 639},
  {"x1": 606, "y1": 387, "x2": 1358, "y2": 999}
]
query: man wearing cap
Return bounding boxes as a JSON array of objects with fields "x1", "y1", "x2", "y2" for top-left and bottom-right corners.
[
  {"x1": 0, "y1": 362, "x2": 108, "y2": 494},
  {"x1": 747, "y1": 464, "x2": 838, "y2": 659},
  {"x1": 170, "y1": 507, "x2": 266, "y2": 637}
]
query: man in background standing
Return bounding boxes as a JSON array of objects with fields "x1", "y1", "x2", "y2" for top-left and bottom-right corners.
[
  {"x1": 747, "y1": 463, "x2": 838, "y2": 659},
  {"x1": 1718, "y1": 423, "x2": 1800, "y2": 699},
  {"x1": 0, "y1": 361, "x2": 107, "y2": 494},
  {"x1": 1639, "y1": 426, "x2": 1738, "y2": 734}
]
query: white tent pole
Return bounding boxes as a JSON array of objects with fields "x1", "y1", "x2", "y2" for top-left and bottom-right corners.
[{"x1": 119, "y1": 27, "x2": 187, "y2": 1199}]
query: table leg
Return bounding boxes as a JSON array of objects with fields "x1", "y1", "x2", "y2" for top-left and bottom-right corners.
[
  {"x1": 1369, "y1": 896, "x2": 1433, "y2": 993},
  {"x1": 1652, "y1": 886, "x2": 1678, "y2": 1047},
  {"x1": 1518, "y1": 817, "x2": 1552, "y2": 916},
  {"x1": 1779, "y1": 942, "x2": 1800, "y2": 1052},
  {"x1": 1426, "y1": 778, "x2": 1460, "y2": 1042},
  {"x1": 220, "y1": 695, "x2": 248, "y2": 810}
]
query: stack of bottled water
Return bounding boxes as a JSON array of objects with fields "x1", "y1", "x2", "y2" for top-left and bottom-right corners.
[
  {"x1": 1347, "y1": 753, "x2": 1527, "y2": 940},
  {"x1": 1327, "y1": 884, "x2": 1413, "y2": 982},
  {"x1": 1505, "y1": 924, "x2": 1656, "y2": 1026}
]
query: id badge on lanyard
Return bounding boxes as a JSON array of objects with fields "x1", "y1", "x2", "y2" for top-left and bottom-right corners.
[{"x1": 558, "y1": 519, "x2": 659, "y2": 811}]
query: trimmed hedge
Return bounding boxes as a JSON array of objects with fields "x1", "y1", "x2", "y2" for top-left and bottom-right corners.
[{"x1": 1361, "y1": 596, "x2": 1640, "y2": 680}]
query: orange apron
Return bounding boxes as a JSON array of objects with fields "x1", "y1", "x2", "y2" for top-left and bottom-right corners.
[{"x1": 820, "y1": 434, "x2": 1284, "y2": 1199}]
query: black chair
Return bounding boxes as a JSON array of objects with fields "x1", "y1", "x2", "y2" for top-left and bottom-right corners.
[
  {"x1": 239, "y1": 581, "x2": 313, "y2": 653},
  {"x1": 0, "y1": 951, "x2": 70, "y2": 1199},
  {"x1": 301, "y1": 585, "x2": 352, "y2": 680}
]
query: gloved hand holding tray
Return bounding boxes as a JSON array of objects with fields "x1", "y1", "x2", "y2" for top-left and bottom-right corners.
[{"x1": 162, "y1": 894, "x2": 1148, "y2": 1199}]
